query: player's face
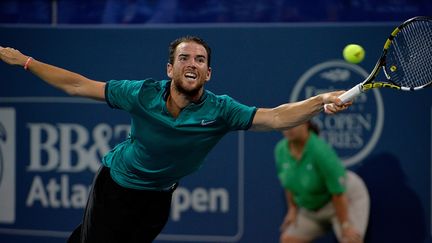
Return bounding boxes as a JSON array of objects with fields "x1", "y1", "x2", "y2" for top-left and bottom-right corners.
[{"x1": 167, "y1": 41, "x2": 212, "y2": 97}]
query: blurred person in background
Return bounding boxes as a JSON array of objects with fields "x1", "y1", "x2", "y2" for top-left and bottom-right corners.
[{"x1": 274, "y1": 121, "x2": 369, "y2": 243}]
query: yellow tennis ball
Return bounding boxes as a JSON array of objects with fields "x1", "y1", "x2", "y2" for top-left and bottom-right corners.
[{"x1": 343, "y1": 44, "x2": 365, "y2": 64}]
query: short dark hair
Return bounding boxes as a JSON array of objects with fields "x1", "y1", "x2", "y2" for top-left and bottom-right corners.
[
  {"x1": 307, "y1": 120, "x2": 320, "y2": 135},
  {"x1": 168, "y1": 36, "x2": 212, "y2": 67}
]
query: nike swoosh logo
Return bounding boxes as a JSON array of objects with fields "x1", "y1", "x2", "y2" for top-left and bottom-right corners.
[{"x1": 201, "y1": 120, "x2": 216, "y2": 126}]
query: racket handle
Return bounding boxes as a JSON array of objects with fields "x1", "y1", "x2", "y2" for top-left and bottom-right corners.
[
  {"x1": 338, "y1": 83, "x2": 363, "y2": 104},
  {"x1": 323, "y1": 83, "x2": 362, "y2": 113}
]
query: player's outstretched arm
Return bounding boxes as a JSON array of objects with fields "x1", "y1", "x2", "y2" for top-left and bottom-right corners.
[
  {"x1": 250, "y1": 91, "x2": 349, "y2": 131},
  {"x1": 0, "y1": 46, "x2": 105, "y2": 101}
]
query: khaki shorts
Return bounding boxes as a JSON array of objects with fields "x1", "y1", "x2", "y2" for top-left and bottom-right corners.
[{"x1": 284, "y1": 171, "x2": 370, "y2": 241}]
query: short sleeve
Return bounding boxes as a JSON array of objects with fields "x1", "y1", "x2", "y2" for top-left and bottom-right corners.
[
  {"x1": 105, "y1": 80, "x2": 144, "y2": 112},
  {"x1": 221, "y1": 95, "x2": 257, "y2": 130},
  {"x1": 314, "y1": 141, "x2": 347, "y2": 194}
]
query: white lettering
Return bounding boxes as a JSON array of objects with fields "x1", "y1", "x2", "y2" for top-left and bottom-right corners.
[
  {"x1": 209, "y1": 188, "x2": 229, "y2": 212},
  {"x1": 27, "y1": 123, "x2": 129, "y2": 173},
  {"x1": 321, "y1": 131, "x2": 364, "y2": 149},
  {"x1": 46, "y1": 177, "x2": 61, "y2": 208},
  {"x1": 172, "y1": 188, "x2": 190, "y2": 221},
  {"x1": 58, "y1": 124, "x2": 89, "y2": 172},
  {"x1": 323, "y1": 114, "x2": 372, "y2": 131},
  {"x1": 28, "y1": 123, "x2": 59, "y2": 172},
  {"x1": 191, "y1": 187, "x2": 208, "y2": 212},
  {"x1": 171, "y1": 187, "x2": 229, "y2": 221},
  {"x1": 313, "y1": 114, "x2": 372, "y2": 149},
  {"x1": 26, "y1": 175, "x2": 90, "y2": 209},
  {"x1": 26, "y1": 176, "x2": 49, "y2": 207},
  {"x1": 70, "y1": 184, "x2": 89, "y2": 207},
  {"x1": 86, "y1": 124, "x2": 115, "y2": 172}
]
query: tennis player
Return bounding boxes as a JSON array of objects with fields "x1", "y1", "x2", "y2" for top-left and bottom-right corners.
[{"x1": 0, "y1": 36, "x2": 350, "y2": 243}]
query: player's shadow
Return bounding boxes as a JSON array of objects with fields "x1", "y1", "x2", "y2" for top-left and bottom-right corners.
[{"x1": 355, "y1": 152, "x2": 428, "y2": 243}]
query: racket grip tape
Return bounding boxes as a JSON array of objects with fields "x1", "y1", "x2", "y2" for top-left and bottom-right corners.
[
  {"x1": 338, "y1": 83, "x2": 363, "y2": 104},
  {"x1": 323, "y1": 84, "x2": 363, "y2": 113}
]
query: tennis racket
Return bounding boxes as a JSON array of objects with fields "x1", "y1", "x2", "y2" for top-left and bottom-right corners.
[{"x1": 329, "y1": 16, "x2": 432, "y2": 107}]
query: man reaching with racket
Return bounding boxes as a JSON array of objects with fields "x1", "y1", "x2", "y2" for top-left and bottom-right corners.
[{"x1": 0, "y1": 36, "x2": 350, "y2": 243}]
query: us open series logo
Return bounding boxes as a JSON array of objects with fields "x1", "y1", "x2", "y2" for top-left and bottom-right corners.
[
  {"x1": 291, "y1": 60, "x2": 384, "y2": 166},
  {"x1": 0, "y1": 108, "x2": 16, "y2": 223}
]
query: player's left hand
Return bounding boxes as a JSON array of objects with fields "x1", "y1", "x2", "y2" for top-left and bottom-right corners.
[{"x1": 0, "y1": 46, "x2": 28, "y2": 66}]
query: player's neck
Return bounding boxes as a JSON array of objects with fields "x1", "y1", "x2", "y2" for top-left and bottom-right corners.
[
  {"x1": 167, "y1": 85, "x2": 203, "y2": 118},
  {"x1": 171, "y1": 84, "x2": 203, "y2": 104}
]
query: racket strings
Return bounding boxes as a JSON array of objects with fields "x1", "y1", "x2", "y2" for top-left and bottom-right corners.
[
  {"x1": 387, "y1": 19, "x2": 432, "y2": 89},
  {"x1": 404, "y1": 23, "x2": 432, "y2": 87}
]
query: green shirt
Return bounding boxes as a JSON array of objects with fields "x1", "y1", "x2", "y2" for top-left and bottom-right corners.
[
  {"x1": 103, "y1": 79, "x2": 257, "y2": 191},
  {"x1": 274, "y1": 132, "x2": 346, "y2": 210}
]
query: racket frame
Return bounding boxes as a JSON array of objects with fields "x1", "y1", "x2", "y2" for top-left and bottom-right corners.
[{"x1": 339, "y1": 16, "x2": 432, "y2": 103}]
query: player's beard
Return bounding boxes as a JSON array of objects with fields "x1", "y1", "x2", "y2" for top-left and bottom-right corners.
[{"x1": 173, "y1": 78, "x2": 204, "y2": 98}]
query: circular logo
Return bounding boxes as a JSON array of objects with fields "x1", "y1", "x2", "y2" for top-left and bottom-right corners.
[{"x1": 290, "y1": 60, "x2": 384, "y2": 166}]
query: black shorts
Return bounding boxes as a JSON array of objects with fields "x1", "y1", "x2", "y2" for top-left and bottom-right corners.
[{"x1": 68, "y1": 166, "x2": 176, "y2": 243}]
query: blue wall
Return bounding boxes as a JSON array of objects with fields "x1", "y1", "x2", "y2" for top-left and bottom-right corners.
[{"x1": 0, "y1": 23, "x2": 431, "y2": 243}]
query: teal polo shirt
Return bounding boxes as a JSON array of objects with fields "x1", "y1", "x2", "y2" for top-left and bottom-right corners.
[{"x1": 103, "y1": 79, "x2": 257, "y2": 191}]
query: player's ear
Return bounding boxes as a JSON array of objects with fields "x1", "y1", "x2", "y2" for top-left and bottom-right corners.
[
  {"x1": 167, "y1": 63, "x2": 173, "y2": 78},
  {"x1": 205, "y1": 67, "x2": 212, "y2": 82}
]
